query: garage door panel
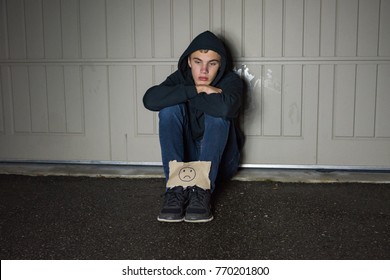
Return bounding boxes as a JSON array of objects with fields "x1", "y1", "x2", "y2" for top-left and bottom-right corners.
[
  {"x1": 241, "y1": 64, "x2": 318, "y2": 165},
  {"x1": 29, "y1": 66, "x2": 49, "y2": 133},
  {"x1": 333, "y1": 65, "x2": 355, "y2": 137},
  {"x1": 355, "y1": 65, "x2": 377, "y2": 137},
  {"x1": 263, "y1": 65, "x2": 282, "y2": 136},
  {"x1": 0, "y1": 65, "x2": 110, "y2": 161},
  {"x1": 318, "y1": 64, "x2": 390, "y2": 167}
]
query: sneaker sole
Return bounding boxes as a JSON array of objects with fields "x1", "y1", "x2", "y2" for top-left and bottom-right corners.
[
  {"x1": 157, "y1": 217, "x2": 185, "y2": 223},
  {"x1": 184, "y1": 216, "x2": 214, "y2": 223}
]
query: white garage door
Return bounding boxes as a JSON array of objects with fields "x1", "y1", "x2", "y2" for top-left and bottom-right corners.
[{"x1": 0, "y1": 0, "x2": 389, "y2": 168}]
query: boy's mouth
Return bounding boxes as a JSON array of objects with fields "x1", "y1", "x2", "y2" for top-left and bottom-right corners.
[{"x1": 198, "y1": 76, "x2": 208, "y2": 82}]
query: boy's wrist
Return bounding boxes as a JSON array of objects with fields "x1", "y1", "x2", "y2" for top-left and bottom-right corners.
[{"x1": 195, "y1": 85, "x2": 222, "y2": 94}]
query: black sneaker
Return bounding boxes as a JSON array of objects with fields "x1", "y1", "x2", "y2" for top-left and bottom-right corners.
[
  {"x1": 157, "y1": 186, "x2": 187, "y2": 222},
  {"x1": 184, "y1": 186, "x2": 213, "y2": 223}
]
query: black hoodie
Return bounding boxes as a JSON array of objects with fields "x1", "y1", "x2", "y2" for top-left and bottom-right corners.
[{"x1": 143, "y1": 31, "x2": 243, "y2": 140}]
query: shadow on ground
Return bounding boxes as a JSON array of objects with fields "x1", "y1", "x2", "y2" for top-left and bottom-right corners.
[{"x1": 0, "y1": 175, "x2": 389, "y2": 260}]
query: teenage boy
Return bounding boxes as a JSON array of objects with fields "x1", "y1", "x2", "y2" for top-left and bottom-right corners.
[{"x1": 143, "y1": 31, "x2": 243, "y2": 223}]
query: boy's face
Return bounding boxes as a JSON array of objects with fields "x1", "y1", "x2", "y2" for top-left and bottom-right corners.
[{"x1": 188, "y1": 50, "x2": 221, "y2": 85}]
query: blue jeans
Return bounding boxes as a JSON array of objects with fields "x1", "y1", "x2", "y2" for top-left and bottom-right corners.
[{"x1": 159, "y1": 104, "x2": 240, "y2": 192}]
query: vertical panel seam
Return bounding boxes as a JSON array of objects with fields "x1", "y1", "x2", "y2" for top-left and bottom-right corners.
[
  {"x1": 261, "y1": 0, "x2": 265, "y2": 57},
  {"x1": 125, "y1": 131, "x2": 128, "y2": 161},
  {"x1": 373, "y1": 64, "x2": 379, "y2": 137},
  {"x1": 221, "y1": 0, "x2": 225, "y2": 37},
  {"x1": 22, "y1": 0, "x2": 27, "y2": 58},
  {"x1": 241, "y1": 0, "x2": 245, "y2": 57},
  {"x1": 78, "y1": 0, "x2": 83, "y2": 58},
  {"x1": 62, "y1": 65, "x2": 68, "y2": 133},
  {"x1": 80, "y1": 65, "x2": 85, "y2": 133},
  {"x1": 27, "y1": 65, "x2": 32, "y2": 132},
  {"x1": 319, "y1": 0, "x2": 322, "y2": 56},
  {"x1": 334, "y1": 0, "x2": 338, "y2": 57},
  {"x1": 59, "y1": 0, "x2": 64, "y2": 59},
  {"x1": 153, "y1": 68, "x2": 158, "y2": 136},
  {"x1": 2, "y1": 0, "x2": 10, "y2": 58},
  {"x1": 170, "y1": 0, "x2": 174, "y2": 58},
  {"x1": 282, "y1": 0, "x2": 285, "y2": 57},
  {"x1": 260, "y1": 64, "x2": 263, "y2": 136},
  {"x1": 133, "y1": 65, "x2": 138, "y2": 137},
  {"x1": 315, "y1": 65, "x2": 321, "y2": 164},
  {"x1": 356, "y1": 0, "x2": 360, "y2": 56},
  {"x1": 300, "y1": 64, "x2": 304, "y2": 137},
  {"x1": 106, "y1": 65, "x2": 112, "y2": 159},
  {"x1": 151, "y1": 0, "x2": 155, "y2": 58},
  {"x1": 44, "y1": 65, "x2": 50, "y2": 132},
  {"x1": 331, "y1": 64, "x2": 336, "y2": 139},
  {"x1": 104, "y1": 0, "x2": 108, "y2": 59},
  {"x1": 302, "y1": 0, "x2": 306, "y2": 57},
  {"x1": 0, "y1": 68, "x2": 4, "y2": 132},
  {"x1": 44, "y1": 66, "x2": 49, "y2": 132},
  {"x1": 209, "y1": 0, "x2": 212, "y2": 31},
  {"x1": 129, "y1": 0, "x2": 134, "y2": 58},
  {"x1": 190, "y1": 0, "x2": 193, "y2": 39},
  {"x1": 171, "y1": 0, "x2": 175, "y2": 57},
  {"x1": 377, "y1": 0, "x2": 382, "y2": 56},
  {"x1": 132, "y1": 0, "x2": 137, "y2": 58},
  {"x1": 61, "y1": 65, "x2": 66, "y2": 133},
  {"x1": 9, "y1": 67, "x2": 15, "y2": 133},
  {"x1": 352, "y1": 64, "x2": 357, "y2": 137},
  {"x1": 281, "y1": 64, "x2": 284, "y2": 136},
  {"x1": 41, "y1": 0, "x2": 47, "y2": 58}
]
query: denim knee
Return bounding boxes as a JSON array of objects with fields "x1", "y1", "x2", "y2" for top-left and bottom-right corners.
[
  {"x1": 204, "y1": 114, "x2": 230, "y2": 130},
  {"x1": 159, "y1": 104, "x2": 186, "y2": 123}
]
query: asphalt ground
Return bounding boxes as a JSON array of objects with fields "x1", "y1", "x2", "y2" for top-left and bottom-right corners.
[{"x1": 0, "y1": 174, "x2": 389, "y2": 260}]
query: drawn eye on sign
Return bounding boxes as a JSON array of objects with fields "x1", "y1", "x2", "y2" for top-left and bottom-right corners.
[{"x1": 178, "y1": 167, "x2": 196, "y2": 182}]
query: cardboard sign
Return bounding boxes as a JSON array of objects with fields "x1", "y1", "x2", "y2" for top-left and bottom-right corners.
[{"x1": 166, "y1": 160, "x2": 211, "y2": 190}]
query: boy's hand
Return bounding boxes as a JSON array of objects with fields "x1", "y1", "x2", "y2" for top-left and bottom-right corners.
[{"x1": 195, "y1": 85, "x2": 222, "y2": 95}]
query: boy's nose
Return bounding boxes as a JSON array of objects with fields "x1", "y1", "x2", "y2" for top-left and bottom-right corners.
[{"x1": 201, "y1": 65, "x2": 208, "y2": 73}]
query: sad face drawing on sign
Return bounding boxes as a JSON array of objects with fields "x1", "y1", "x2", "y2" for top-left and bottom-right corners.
[
  {"x1": 178, "y1": 167, "x2": 197, "y2": 182},
  {"x1": 166, "y1": 160, "x2": 211, "y2": 190}
]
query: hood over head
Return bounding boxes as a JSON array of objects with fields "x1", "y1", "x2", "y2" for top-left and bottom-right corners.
[{"x1": 178, "y1": 31, "x2": 229, "y2": 86}]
